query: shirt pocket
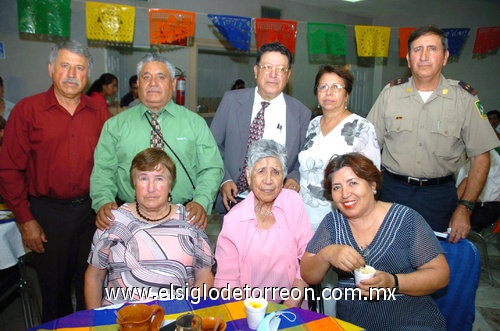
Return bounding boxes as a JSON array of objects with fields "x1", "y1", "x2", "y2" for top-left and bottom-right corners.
[
  {"x1": 386, "y1": 117, "x2": 414, "y2": 154},
  {"x1": 430, "y1": 120, "x2": 461, "y2": 158}
]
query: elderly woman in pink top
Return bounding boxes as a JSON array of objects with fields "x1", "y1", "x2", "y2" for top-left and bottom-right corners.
[{"x1": 214, "y1": 139, "x2": 313, "y2": 307}]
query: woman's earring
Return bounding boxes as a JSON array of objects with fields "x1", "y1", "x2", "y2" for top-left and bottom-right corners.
[
  {"x1": 168, "y1": 193, "x2": 172, "y2": 202},
  {"x1": 373, "y1": 189, "x2": 377, "y2": 195},
  {"x1": 317, "y1": 103, "x2": 321, "y2": 109}
]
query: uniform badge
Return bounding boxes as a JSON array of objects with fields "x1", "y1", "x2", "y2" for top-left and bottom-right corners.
[{"x1": 474, "y1": 100, "x2": 487, "y2": 119}]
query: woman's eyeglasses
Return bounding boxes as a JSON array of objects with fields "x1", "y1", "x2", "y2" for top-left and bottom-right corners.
[
  {"x1": 258, "y1": 65, "x2": 289, "y2": 76},
  {"x1": 317, "y1": 83, "x2": 345, "y2": 93}
]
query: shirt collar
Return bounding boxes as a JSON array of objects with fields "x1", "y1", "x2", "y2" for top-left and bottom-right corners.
[
  {"x1": 254, "y1": 87, "x2": 284, "y2": 104},
  {"x1": 45, "y1": 85, "x2": 101, "y2": 114},
  {"x1": 139, "y1": 99, "x2": 177, "y2": 119}
]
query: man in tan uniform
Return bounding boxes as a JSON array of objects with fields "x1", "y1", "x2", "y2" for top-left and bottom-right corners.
[{"x1": 367, "y1": 25, "x2": 499, "y2": 243}]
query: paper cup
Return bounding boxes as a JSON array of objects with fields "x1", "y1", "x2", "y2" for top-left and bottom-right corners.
[
  {"x1": 244, "y1": 297, "x2": 268, "y2": 330},
  {"x1": 354, "y1": 265, "x2": 376, "y2": 286}
]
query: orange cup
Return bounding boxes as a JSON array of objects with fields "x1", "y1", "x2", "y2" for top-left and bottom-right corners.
[{"x1": 116, "y1": 303, "x2": 164, "y2": 331}]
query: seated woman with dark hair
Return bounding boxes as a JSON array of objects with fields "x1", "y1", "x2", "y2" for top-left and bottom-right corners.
[
  {"x1": 214, "y1": 139, "x2": 313, "y2": 307},
  {"x1": 86, "y1": 73, "x2": 118, "y2": 112},
  {"x1": 300, "y1": 153, "x2": 449, "y2": 330},
  {"x1": 84, "y1": 148, "x2": 214, "y2": 308}
]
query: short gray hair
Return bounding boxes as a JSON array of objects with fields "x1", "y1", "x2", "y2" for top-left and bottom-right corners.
[
  {"x1": 48, "y1": 40, "x2": 93, "y2": 77},
  {"x1": 136, "y1": 53, "x2": 176, "y2": 79},
  {"x1": 247, "y1": 139, "x2": 288, "y2": 178}
]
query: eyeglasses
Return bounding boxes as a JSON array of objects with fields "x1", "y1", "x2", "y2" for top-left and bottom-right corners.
[
  {"x1": 317, "y1": 83, "x2": 345, "y2": 93},
  {"x1": 258, "y1": 65, "x2": 289, "y2": 76}
]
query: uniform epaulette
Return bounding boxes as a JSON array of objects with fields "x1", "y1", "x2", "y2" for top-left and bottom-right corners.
[
  {"x1": 458, "y1": 81, "x2": 478, "y2": 96},
  {"x1": 389, "y1": 77, "x2": 409, "y2": 87}
]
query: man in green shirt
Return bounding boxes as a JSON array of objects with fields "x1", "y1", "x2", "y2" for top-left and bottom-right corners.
[{"x1": 90, "y1": 53, "x2": 223, "y2": 230}]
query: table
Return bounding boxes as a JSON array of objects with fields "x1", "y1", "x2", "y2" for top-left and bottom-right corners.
[
  {"x1": 0, "y1": 207, "x2": 29, "y2": 269},
  {"x1": 29, "y1": 297, "x2": 364, "y2": 331},
  {"x1": 0, "y1": 204, "x2": 41, "y2": 328}
]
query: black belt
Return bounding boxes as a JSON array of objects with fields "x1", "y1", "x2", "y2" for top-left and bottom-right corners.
[
  {"x1": 383, "y1": 168, "x2": 454, "y2": 187},
  {"x1": 31, "y1": 194, "x2": 90, "y2": 206}
]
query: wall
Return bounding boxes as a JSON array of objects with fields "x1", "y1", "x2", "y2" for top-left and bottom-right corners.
[
  {"x1": 373, "y1": 6, "x2": 500, "y2": 111},
  {"x1": 0, "y1": 0, "x2": 499, "y2": 113}
]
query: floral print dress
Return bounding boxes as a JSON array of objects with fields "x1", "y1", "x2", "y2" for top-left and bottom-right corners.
[{"x1": 298, "y1": 114, "x2": 381, "y2": 231}]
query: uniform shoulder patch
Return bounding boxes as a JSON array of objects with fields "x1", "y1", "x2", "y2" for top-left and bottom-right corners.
[
  {"x1": 458, "y1": 81, "x2": 478, "y2": 96},
  {"x1": 474, "y1": 100, "x2": 487, "y2": 119},
  {"x1": 390, "y1": 77, "x2": 409, "y2": 87}
]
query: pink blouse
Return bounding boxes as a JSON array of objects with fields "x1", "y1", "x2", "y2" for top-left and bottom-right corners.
[{"x1": 214, "y1": 189, "x2": 313, "y2": 302}]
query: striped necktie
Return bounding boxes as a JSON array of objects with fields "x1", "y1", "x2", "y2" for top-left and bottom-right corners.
[
  {"x1": 149, "y1": 112, "x2": 164, "y2": 149},
  {"x1": 236, "y1": 101, "x2": 270, "y2": 193}
]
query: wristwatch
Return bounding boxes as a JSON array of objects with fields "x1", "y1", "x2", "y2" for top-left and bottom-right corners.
[
  {"x1": 391, "y1": 273, "x2": 399, "y2": 293},
  {"x1": 458, "y1": 200, "x2": 475, "y2": 211}
]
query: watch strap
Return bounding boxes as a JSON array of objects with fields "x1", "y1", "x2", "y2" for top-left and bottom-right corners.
[
  {"x1": 458, "y1": 199, "x2": 475, "y2": 211},
  {"x1": 391, "y1": 273, "x2": 399, "y2": 293}
]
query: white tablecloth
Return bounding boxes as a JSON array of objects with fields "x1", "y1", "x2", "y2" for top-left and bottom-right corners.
[{"x1": 0, "y1": 211, "x2": 30, "y2": 270}]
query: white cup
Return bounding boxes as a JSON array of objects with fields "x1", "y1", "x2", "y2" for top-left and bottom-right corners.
[
  {"x1": 354, "y1": 265, "x2": 376, "y2": 286},
  {"x1": 244, "y1": 297, "x2": 268, "y2": 330}
]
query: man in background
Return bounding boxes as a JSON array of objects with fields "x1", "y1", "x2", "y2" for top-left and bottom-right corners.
[
  {"x1": 119, "y1": 74, "x2": 138, "y2": 107},
  {"x1": 0, "y1": 41, "x2": 109, "y2": 321},
  {"x1": 367, "y1": 25, "x2": 499, "y2": 243},
  {"x1": 210, "y1": 42, "x2": 311, "y2": 215},
  {"x1": 91, "y1": 53, "x2": 223, "y2": 231},
  {"x1": 487, "y1": 110, "x2": 500, "y2": 138}
]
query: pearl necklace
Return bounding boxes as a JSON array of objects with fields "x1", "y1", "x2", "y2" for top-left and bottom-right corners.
[
  {"x1": 135, "y1": 202, "x2": 171, "y2": 222},
  {"x1": 254, "y1": 204, "x2": 273, "y2": 217}
]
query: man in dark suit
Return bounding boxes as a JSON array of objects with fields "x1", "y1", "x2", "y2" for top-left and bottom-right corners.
[{"x1": 210, "y1": 42, "x2": 311, "y2": 214}]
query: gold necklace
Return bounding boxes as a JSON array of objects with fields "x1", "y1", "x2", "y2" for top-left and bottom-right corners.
[{"x1": 254, "y1": 204, "x2": 273, "y2": 217}]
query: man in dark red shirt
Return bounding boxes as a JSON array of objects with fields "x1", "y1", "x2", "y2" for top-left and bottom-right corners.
[{"x1": 0, "y1": 40, "x2": 109, "y2": 322}]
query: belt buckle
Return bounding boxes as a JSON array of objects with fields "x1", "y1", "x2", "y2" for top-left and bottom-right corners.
[
  {"x1": 71, "y1": 196, "x2": 85, "y2": 206},
  {"x1": 407, "y1": 176, "x2": 427, "y2": 186}
]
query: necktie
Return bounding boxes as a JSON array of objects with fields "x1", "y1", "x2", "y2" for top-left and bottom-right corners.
[
  {"x1": 236, "y1": 101, "x2": 270, "y2": 193},
  {"x1": 149, "y1": 112, "x2": 164, "y2": 149}
]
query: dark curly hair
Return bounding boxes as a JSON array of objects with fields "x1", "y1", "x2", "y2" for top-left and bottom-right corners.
[{"x1": 324, "y1": 153, "x2": 382, "y2": 200}]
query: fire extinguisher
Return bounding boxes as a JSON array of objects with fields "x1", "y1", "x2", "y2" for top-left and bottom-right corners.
[{"x1": 176, "y1": 69, "x2": 186, "y2": 105}]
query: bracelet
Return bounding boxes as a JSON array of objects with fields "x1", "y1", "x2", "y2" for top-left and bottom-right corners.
[{"x1": 391, "y1": 273, "x2": 399, "y2": 293}]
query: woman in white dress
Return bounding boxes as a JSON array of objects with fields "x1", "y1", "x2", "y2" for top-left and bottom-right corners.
[
  {"x1": 299, "y1": 65, "x2": 381, "y2": 317},
  {"x1": 299, "y1": 65, "x2": 381, "y2": 231}
]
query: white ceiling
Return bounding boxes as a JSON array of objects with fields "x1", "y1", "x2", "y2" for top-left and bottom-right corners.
[{"x1": 288, "y1": 0, "x2": 499, "y2": 20}]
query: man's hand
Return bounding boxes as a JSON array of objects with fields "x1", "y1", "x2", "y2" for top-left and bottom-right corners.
[
  {"x1": 20, "y1": 220, "x2": 47, "y2": 254},
  {"x1": 448, "y1": 205, "x2": 472, "y2": 243},
  {"x1": 220, "y1": 181, "x2": 239, "y2": 211},
  {"x1": 185, "y1": 201, "x2": 207, "y2": 230},
  {"x1": 284, "y1": 178, "x2": 300, "y2": 192},
  {"x1": 96, "y1": 202, "x2": 117, "y2": 230}
]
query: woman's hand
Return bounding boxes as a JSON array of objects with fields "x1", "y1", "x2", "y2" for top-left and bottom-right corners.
[
  {"x1": 356, "y1": 254, "x2": 449, "y2": 298},
  {"x1": 356, "y1": 271, "x2": 395, "y2": 298},
  {"x1": 301, "y1": 244, "x2": 365, "y2": 285},
  {"x1": 325, "y1": 244, "x2": 366, "y2": 272}
]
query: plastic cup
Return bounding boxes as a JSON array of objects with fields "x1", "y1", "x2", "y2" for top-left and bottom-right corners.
[
  {"x1": 244, "y1": 297, "x2": 268, "y2": 330},
  {"x1": 354, "y1": 265, "x2": 376, "y2": 286}
]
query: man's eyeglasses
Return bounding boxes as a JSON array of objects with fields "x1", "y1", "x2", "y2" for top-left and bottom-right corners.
[
  {"x1": 317, "y1": 83, "x2": 345, "y2": 93},
  {"x1": 258, "y1": 65, "x2": 289, "y2": 76}
]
